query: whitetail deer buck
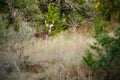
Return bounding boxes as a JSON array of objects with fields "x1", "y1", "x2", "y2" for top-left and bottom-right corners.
[{"x1": 31, "y1": 21, "x2": 54, "y2": 40}]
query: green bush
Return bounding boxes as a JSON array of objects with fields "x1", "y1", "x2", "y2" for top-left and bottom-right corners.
[
  {"x1": 92, "y1": 15, "x2": 108, "y2": 37},
  {"x1": 98, "y1": 0, "x2": 120, "y2": 21},
  {"x1": 7, "y1": 0, "x2": 43, "y2": 24},
  {"x1": 83, "y1": 25, "x2": 120, "y2": 80},
  {"x1": 45, "y1": 3, "x2": 66, "y2": 35}
]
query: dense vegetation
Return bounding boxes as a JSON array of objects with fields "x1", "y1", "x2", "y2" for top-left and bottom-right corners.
[
  {"x1": 83, "y1": 25, "x2": 120, "y2": 80},
  {"x1": 0, "y1": 0, "x2": 120, "y2": 80}
]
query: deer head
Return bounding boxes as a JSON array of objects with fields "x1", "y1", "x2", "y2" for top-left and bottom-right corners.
[{"x1": 45, "y1": 20, "x2": 54, "y2": 34}]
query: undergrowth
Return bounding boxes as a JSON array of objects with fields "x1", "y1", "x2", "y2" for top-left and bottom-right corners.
[{"x1": 83, "y1": 25, "x2": 120, "y2": 80}]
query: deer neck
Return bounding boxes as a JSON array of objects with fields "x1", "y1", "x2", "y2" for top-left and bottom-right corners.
[{"x1": 48, "y1": 29, "x2": 51, "y2": 34}]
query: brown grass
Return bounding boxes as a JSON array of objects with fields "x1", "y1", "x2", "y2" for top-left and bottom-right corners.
[{"x1": 0, "y1": 31, "x2": 94, "y2": 80}]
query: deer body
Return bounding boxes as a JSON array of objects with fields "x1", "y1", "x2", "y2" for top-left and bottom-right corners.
[{"x1": 33, "y1": 31, "x2": 49, "y2": 39}]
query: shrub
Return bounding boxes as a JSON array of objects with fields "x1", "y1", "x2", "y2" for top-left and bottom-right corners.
[
  {"x1": 45, "y1": 3, "x2": 66, "y2": 35},
  {"x1": 0, "y1": 21, "x2": 34, "y2": 50},
  {"x1": 83, "y1": 25, "x2": 120, "y2": 80},
  {"x1": 92, "y1": 14, "x2": 108, "y2": 37},
  {"x1": 97, "y1": 0, "x2": 120, "y2": 21}
]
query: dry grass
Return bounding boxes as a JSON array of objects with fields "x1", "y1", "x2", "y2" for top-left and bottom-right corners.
[{"x1": 0, "y1": 30, "x2": 94, "y2": 80}]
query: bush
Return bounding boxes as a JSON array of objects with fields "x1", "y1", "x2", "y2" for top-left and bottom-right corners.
[
  {"x1": 83, "y1": 25, "x2": 120, "y2": 80},
  {"x1": 92, "y1": 14, "x2": 108, "y2": 37},
  {"x1": 97, "y1": 0, "x2": 120, "y2": 21},
  {"x1": 45, "y1": 3, "x2": 66, "y2": 35},
  {"x1": 0, "y1": 21, "x2": 34, "y2": 50}
]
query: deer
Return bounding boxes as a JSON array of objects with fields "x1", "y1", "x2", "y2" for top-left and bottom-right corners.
[{"x1": 31, "y1": 21, "x2": 54, "y2": 40}]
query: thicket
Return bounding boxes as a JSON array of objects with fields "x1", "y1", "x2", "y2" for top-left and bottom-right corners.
[
  {"x1": 97, "y1": 0, "x2": 120, "y2": 21},
  {"x1": 0, "y1": 0, "x2": 91, "y2": 34},
  {"x1": 83, "y1": 22, "x2": 120, "y2": 80},
  {"x1": 83, "y1": 1, "x2": 120, "y2": 79},
  {"x1": 1, "y1": 0, "x2": 120, "y2": 33}
]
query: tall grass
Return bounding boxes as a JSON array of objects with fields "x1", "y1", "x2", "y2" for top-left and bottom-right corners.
[{"x1": 0, "y1": 26, "x2": 94, "y2": 80}]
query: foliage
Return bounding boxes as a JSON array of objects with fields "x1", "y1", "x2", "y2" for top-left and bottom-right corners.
[
  {"x1": 0, "y1": 21, "x2": 34, "y2": 49},
  {"x1": 2, "y1": 0, "x2": 94, "y2": 34},
  {"x1": 45, "y1": 3, "x2": 59, "y2": 23},
  {"x1": 63, "y1": 0, "x2": 87, "y2": 25},
  {"x1": 93, "y1": 14, "x2": 108, "y2": 37},
  {"x1": 6, "y1": 0, "x2": 42, "y2": 22},
  {"x1": 72, "y1": 0, "x2": 85, "y2": 4},
  {"x1": 97, "y1": 0, "x2": 120, "y2": 21},
  {"x1": 45, "y1": 3, "x2": 66, "y2": 35},
  {"x1": 38, "y1": 0, "x2": 88, "y2": 29},
  {"x1": 0, "y1": 14, "x2": 8, "y2": 30},
  {"x1": 0, "y1": 4, "x2": 8, "y2": 13},
  {"x1": 83, "y1": 25, "x2": 120, "y2": 80}
]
